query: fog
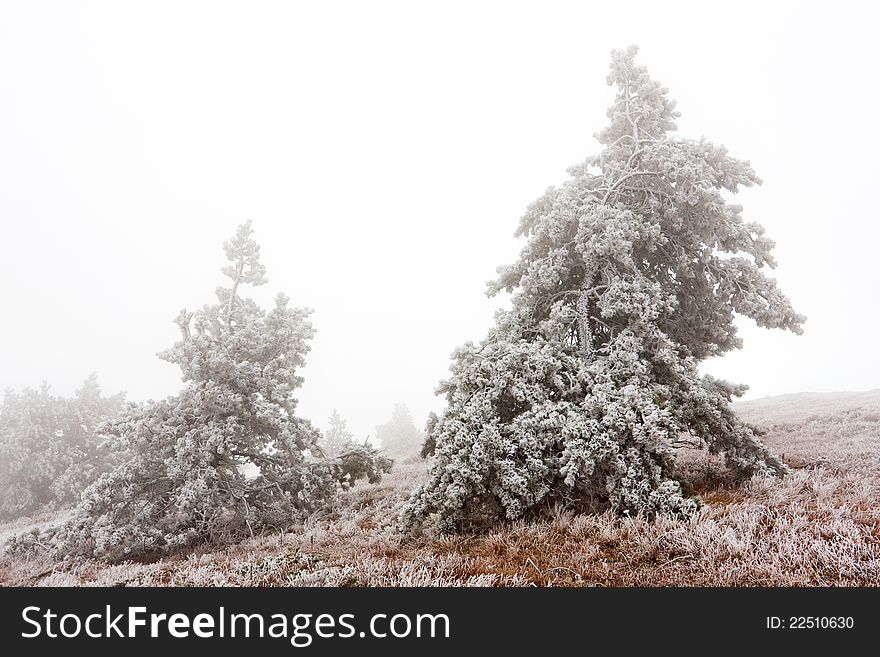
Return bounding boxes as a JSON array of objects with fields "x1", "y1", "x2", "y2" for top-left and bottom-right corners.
[{"x1": 1, "y1": 0, "x2": 877, "y2": 439}]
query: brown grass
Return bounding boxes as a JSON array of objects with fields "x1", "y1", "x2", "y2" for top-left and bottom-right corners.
[{"x1": 2, "y1": 400, "x2": 879, "y2": 587}]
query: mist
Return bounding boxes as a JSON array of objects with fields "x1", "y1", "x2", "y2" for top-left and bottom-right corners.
[{"x1": 2, "y1": 0, "x2": 878, "y2": 440}]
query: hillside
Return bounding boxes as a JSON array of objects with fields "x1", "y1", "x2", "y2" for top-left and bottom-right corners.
[
  {"x1": 1, "y1": 390, "x2": 878, "y2": 586},
  {"x1": 734, "y1": 389, "x2": 880, "y2": 425}
]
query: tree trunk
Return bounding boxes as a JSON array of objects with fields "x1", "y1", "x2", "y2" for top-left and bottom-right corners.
[{"x1": 577, "y1": 287, "x2": 593, "y2": 357}]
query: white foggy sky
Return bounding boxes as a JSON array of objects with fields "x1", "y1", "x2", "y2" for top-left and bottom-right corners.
[{"x1": 1, "y1": 0, "x2": 878, "y2": 440}]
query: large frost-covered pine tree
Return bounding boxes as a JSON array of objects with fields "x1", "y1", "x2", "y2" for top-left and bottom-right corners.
[{"x1": 404, "y1": 47, "x2": 804, "y2": 532}]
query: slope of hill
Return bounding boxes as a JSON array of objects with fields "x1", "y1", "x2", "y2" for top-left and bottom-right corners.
[
  {"x1": 734, "y1": 389, "x2": 880, "y2": 425},
  {"x1": 1, "y1": 390, "x2": 878, "y2": 586}
]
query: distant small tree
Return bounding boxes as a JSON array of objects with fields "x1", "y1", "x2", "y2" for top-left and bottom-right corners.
[
  {"x1": 26, "y1": 223, "x2": 341, "y2": 560},
  {"x1": 331, "y1": 440, "x2": 393, "y2": 489},
  {"x1": 321, "y1": 409, "x2": 354, "y2": 457},
  {"x1": 404, "y1": 47, "x2": 804, "y2": 533},
  {"x1": 0, "y1": 375, "x2": 124, "y2": 521},
  {"x1": 376, "y1": 404, "x2": 422, "y2": 460}
]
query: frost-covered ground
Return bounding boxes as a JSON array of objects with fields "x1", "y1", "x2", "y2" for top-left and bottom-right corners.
[
  {"x1": 734, "y1": 389, "x2": 880, "y2": 426},
  {"x1": 1, "y1": 391, "x2": 878, "y2": 587}
]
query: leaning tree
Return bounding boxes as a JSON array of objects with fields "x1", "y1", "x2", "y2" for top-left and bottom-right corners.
[
  {"x1": 23, "y1": 222, "x2": 379, "y2": 560},
  {"x1": 404, "y1": 47, "x2": 804, "y2": 532}
]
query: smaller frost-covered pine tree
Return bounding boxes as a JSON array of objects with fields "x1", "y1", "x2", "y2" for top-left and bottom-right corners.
[
  {"x1": 19, "y1": 223, "x2": 343, "y2": 560},
  {"x1": 404, "y1": 47, "x2": 804, "y2": 533},
  {"x1": 317, "y1": 409, "x2": 392, "y2": 487},
  {"x1": 321, "y1": 409, "x2": 355, "y2": 457},
  {"x1": 376, "y1": 404, "x2": 422, "y2": 460}
]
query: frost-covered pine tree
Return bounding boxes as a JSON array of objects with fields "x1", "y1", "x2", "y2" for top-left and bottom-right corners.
[
  {"x1": 30, "y1": 222, "x2": 339, "y2": 559},
  {"x1": 321, "y1": 409, "x2": 355, "y2": 457},
  {"x1": 376, "y1": 404, "x2": 422, "y2": 460},
  {"x1": 0, "y1": 375, "x2": 124, "y2": 521},
  {"x1": 404, "y1": 47, "x2": 804, "y2": 532},
  {"x1": 316, "y1": 410, "x2": 392, "y2": 486},
  {"x1": 330, "y1": 439, "x2": 394, "y2": 489}
]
